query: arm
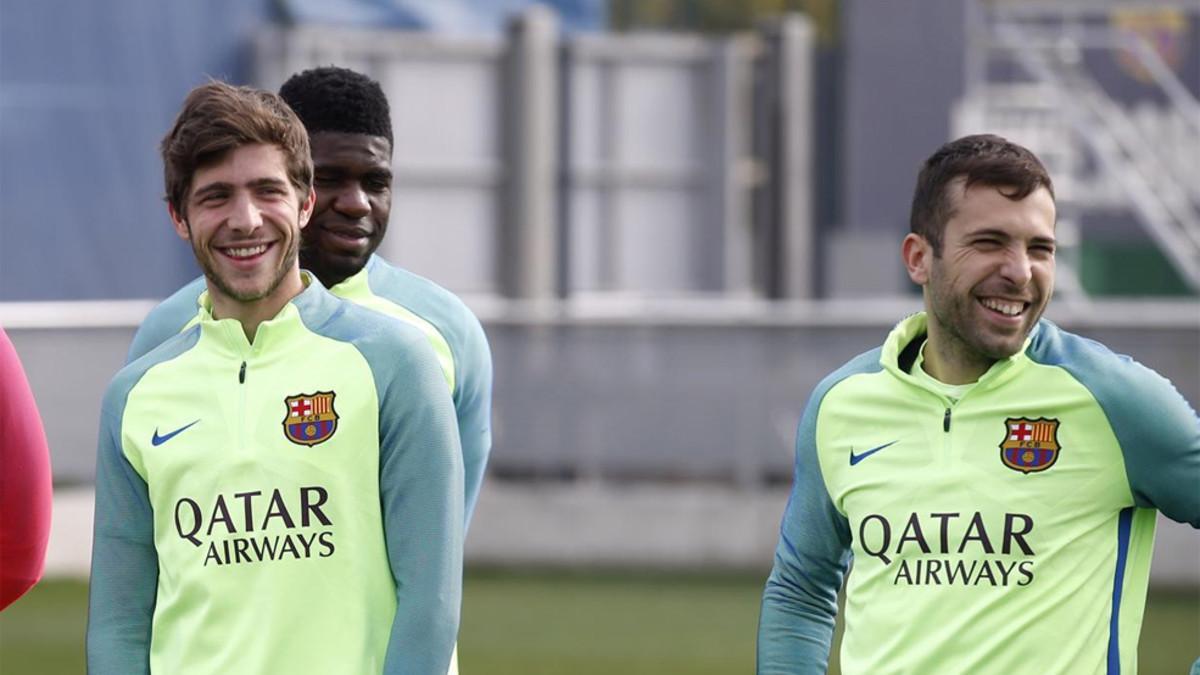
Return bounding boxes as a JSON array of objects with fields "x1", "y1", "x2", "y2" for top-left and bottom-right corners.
[
  {"x1": 453, "y1": 315, "x2": 493, "y2": 530},
  {"x1": 1113, "y1": 363, "x2": 1200, "y2": 526},
  {"x1": 0, "y1": 329, "x2": 53, "y2": 611},
  {"x1": 86, "y1": 387, "x2": 156, "y2": 674},
  {"x1": 757, "y1": 393, "x2": 852, "y2": 674},
  {"x1": 378, "y1": 341, "x2": 465, "y2": 675}
]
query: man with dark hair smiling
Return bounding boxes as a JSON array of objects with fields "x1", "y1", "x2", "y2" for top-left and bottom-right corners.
[
  {"x1": 90, "y1": 81, "x2": 463, "y2": 674},
  {"x1": 757, "y1": 134, "x2": 1199, "y2": 674},
  {"x1": 128, "y1": 67, "x2": 493, "y2": 533}
]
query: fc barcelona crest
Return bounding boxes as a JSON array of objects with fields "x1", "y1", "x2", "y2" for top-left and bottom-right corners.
[
  {"x1": 283, "y1": 392, "x2": 339, "y2": 446},
  {"x1": 1000, "y1": 417, "x2": 1060, "y2": 474}
]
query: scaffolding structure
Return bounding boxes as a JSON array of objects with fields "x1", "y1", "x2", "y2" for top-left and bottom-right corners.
[{"x1": 956, "y1": 0, "x2": 1200, "y2": 294}]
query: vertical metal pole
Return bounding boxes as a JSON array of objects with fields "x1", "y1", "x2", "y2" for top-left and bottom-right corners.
[
  {"x1": 759, "y1": 14, "x2": 816, "y2": 299},
  {"x1": 502, "y1": 7, "x2": 560, "y2": 300},
  {"x1": 711, "y1": 37, "x2": 754, "y2": 295}
]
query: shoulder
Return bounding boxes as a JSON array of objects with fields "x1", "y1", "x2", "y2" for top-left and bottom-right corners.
[
  {"x1": 1027, "y1": 320, "x2": 1188, "y2": 407},
  {"x1": 808, "y1": 347, "x2": 885, "y2": 415},
  {"x1": 1027, "y1": 319, "x2": 1196, "y2": 428},
  {"x1": 107, "y1": 325, "x2": 202, "y2": 421},
  {"x1": 365, "y1": 257, "x2": 486, "y2": 345},
  {"x1": 298, "y1": 291, "x2": 443, "y2": 387}
]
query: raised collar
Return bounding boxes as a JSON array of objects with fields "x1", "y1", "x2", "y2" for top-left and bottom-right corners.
[
  {"x1": 326, "y1": 254, "x2": 381, "y2": 300},
  {"x1": 881, "y1": 312, "x2": 1040, "y2": 396},
  {"x1": 195, "y1": 272, "x2": 340, "y2": 357}
]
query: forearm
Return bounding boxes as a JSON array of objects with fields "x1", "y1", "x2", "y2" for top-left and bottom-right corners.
[
  {"x1": 380, "y1": 360, "x2": 465, "y2": 674},
  {"x1": 86, "y1": 411, "x2": 156, "y2": 673}
]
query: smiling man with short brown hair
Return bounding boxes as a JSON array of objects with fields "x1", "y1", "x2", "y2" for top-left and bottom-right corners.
[
  {"x1": 89, "y1": 80, "x2": 463, "y2": 675},
  {"x1": 758, "y1": 134, "x2": 1199, "y2": 674}
]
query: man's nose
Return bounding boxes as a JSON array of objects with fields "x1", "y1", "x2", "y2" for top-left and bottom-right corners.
[
  {"x1": 999, "y1": 247, "x2": 1033, "y2": 287},
  {"x1": 227, "y1": 193, "x2": 264, "y2": 234},
  {"x1": 334, "y1": 186, "x2": 370, "y2": 218}
]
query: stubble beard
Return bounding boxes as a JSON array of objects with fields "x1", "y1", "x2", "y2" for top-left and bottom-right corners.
[
  {"x1": 193, "y1": 229, "x2": 300, "y2": 304},
  {"x1": 927, "y1": 263, "x2": 1036, "y2": 370}
]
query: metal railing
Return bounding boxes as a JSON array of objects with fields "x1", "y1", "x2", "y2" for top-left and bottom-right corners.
[
  {"x1": 254, "y1": 10, "x2": 817, "y2": 300},
  {"x1": 958, "y1": 1, "x2": 1200, "y2": 292}
]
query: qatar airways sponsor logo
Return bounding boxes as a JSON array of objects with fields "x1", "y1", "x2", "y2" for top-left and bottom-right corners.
[
  {"x1": 857, "y1": 511, "x2": 1035, "y2": 587},
  {"x1": 174, "y1": 486, "x2": 335, "y2": 567}
]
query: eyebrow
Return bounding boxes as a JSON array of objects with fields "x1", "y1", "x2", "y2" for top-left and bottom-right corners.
[
  {"x1": 967, "y1": 228, "x2": 1057, "y2": 246},
  {"x1": 192, "y1": 177, "x2": 289, "y2": 200},
  {"x1": 314, "y1": 167, "x2": 393, "y2": 180}
]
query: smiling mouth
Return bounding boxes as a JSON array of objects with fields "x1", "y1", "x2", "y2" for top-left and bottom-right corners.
[
  {"x1": 978, "y1": 297, "x2": 1030, "y2": 318},
  {"x1": 219, "y1": 242, "x2": 273, "y2": 260},
  {"x1": 324, "y1": 227, "x2": 370, "y2": 241}
]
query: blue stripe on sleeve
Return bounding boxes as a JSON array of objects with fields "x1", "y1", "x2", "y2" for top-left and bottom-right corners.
[{"x1": 1106, "y1": 507, "x2": 1134, "y2": 675}]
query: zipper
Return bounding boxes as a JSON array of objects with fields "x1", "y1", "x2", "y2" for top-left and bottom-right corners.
[
  {"x1": 943, "y1": 407, "x2": 951, "y2": 432},
  {"x1": 237, "y1": 359, "x2": 248, "y2": 451}
]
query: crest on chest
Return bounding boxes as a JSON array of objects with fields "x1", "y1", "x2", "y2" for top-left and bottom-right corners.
[
  {"x1": 999, "y1": 417, "x2": 1060, "y2": 474},
  {"x1": 282, "y1": 392, "x2": 339, "y2": 446}
]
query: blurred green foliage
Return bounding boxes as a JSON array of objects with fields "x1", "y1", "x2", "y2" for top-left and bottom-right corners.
[{"x1": 610, "y1": 0, "x2": 840, "y2": 43}]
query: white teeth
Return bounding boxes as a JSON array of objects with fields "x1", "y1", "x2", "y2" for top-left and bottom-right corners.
[
  {"x1": 981, "y1": 298, "x2": 1023, "y2": 316},
  {"x1": 225, "y1": 244, "x2": 268, "y2": 258}
]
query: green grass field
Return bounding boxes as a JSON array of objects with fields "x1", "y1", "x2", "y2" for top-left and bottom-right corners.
[{"x1": 1, "y1": 571, "x2": 1196, "y2": 674}]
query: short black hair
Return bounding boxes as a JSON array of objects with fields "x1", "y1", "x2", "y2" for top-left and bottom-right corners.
[
  {"x1": 279, "y1": 66, "x2": 393, "y2": 147},
  {"x1": 910, "y1": 134, "x2": 1054, "y2": 255}
]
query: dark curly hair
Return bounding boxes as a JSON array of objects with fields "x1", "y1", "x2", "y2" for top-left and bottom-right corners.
[
  {"x1": 910, "y1": 134, "x2": 1054, "y2": 256},
  {"x1": 279, "y1": 66, "x2": 393, "y2": 147}
]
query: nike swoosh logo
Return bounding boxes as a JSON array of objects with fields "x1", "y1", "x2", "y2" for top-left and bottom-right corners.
[
  {"x1": 849, "y1": 440, "x2": 898, "y2": 466},
  {"x1": 152, "y1": 420, "x2": 200, "y2": 446}
]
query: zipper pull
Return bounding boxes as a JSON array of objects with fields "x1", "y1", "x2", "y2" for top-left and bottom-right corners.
[
  {"x1": 943, "y1": 408, "x2": 951, "y2": 432},
  {"x1": 239, "y1": 361, "x2": 246, "y2": 384}
]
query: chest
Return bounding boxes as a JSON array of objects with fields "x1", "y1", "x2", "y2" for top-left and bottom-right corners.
[
  {"x1": 122, "y1": 345, "x2": 382, "y2": 498},
  {"x1": 818, "y1": 381, "x2": 1132, "y2": 528}
]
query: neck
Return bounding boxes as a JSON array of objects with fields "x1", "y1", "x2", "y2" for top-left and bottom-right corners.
[
  {"x1": 921, "y1": 320, "x2": 994, "y2": 385},
  {"x1": 208, "y1": 271, "x2": 306, "y2": 343}
]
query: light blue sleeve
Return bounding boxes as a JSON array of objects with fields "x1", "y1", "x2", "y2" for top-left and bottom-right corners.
[
  {"x1": 364, "y1": 258, "x2": 493, "y2": 530},
  {"x1": 88, "y1": 331, "x2": 197, "y2": 673},
  {"x1": 327, "y1": 305, "x2": 464, "y2": 675},
  {"x1": 758, "y1": 351, "x2": 878, "y2": 674},
  {"x1": 451, "y1": 311, "x2": 492, "y2": 530},
  {"x1": 1030, "y1": 322, "x2": 1200, "y2": 527},
  {"x1": 125, "y1": 277, "x2": 206, "y2": 364}
]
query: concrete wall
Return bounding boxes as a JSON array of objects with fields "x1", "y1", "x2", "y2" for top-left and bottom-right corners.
[{"x1": 7, "y1": 299, "x2": 1198, "y2": 580}]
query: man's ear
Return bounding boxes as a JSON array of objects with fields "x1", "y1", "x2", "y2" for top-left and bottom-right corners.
[
  {"x1": 298, "y1": 187, "x2": 316, "y2": 229},
  {"x1": 902, "y1": 233, "x2": 932, "y2": 286},
  {"x1": 168, "y1": 203, "x2": 190, "y2": 241}
]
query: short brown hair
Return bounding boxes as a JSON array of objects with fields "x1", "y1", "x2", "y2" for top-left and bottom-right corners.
[
  {"x1": 910, "y1": 134, "x2": 1054, "y2": 255},
  {"x1": 161, "y1": 80, "x2": 313, "y2": 216}
]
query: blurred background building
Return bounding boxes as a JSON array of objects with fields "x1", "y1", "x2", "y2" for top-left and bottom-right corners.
[{"x1": 0, "y1": 0, "x2": 1196, "y2": 600}]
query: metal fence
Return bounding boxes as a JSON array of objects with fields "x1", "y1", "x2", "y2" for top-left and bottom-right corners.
[{"x1": 254, "y1": 9, "x2": 816, "y2": 300}]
